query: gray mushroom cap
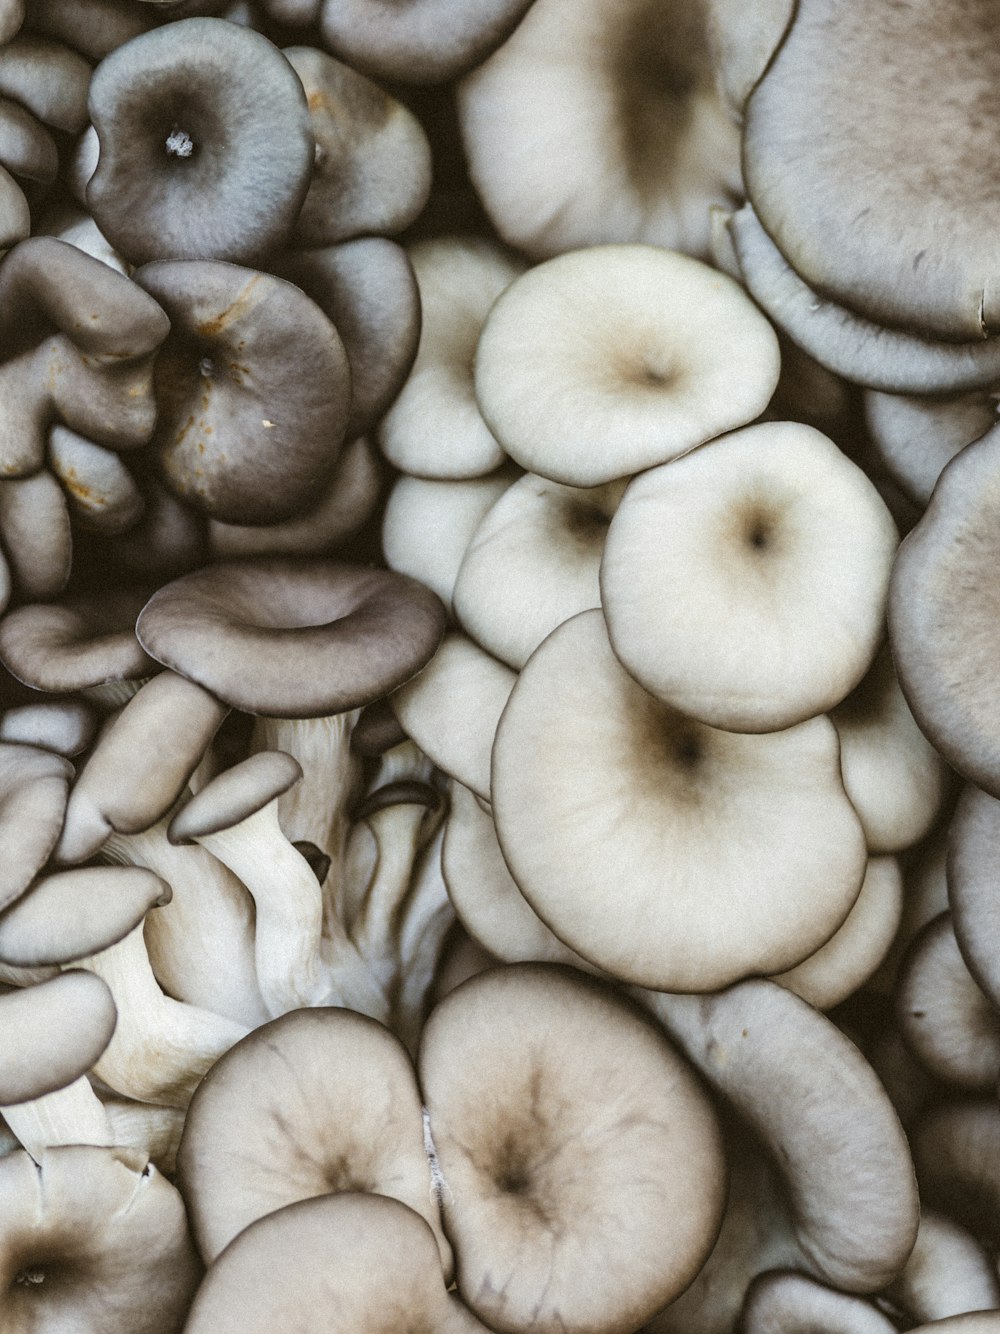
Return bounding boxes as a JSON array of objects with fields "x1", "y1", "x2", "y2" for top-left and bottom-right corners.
[
  {"x1": 136, "y1": 558, "x2": 446, "y2": 717},
  {"x1": 913, "y1": 1098, "x2": 1000, "y2": 1249},
  {"x1": 134, "y1": 259, "x2": 351, "y2": 525},
  {"x1": 889, "y1": 422, "x2": 1000, "y2": 795},
  {"x1": 86, "y1": 18, "x2": 313, "y2": 264},
  {"x1": 946, "y1": 783, "x2": 1000, "y2": 1011},
  {"x1": 0, "y1": 743, "x2": 73, "y2": 910},
  {"x1": 169, "y1": 751, "x2": 301, "y2": 845},
  {"x1": 0, "y1": 970, "x2": 116, "y2": 1103},
  {"x1": 743, "y1": 0, "x2": 1000, "y2": 342}
]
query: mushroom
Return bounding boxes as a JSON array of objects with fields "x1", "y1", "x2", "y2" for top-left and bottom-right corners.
[
  {"x1": 0, "y1": 1144, "x2": 201, "y2": 1333},
  {"x1": 0, "y1": 743, "x2": 73, "y2": 911},
  {"x1": 177, "y1": 1005, "x2": 452, "y2": 1269},
  {"x1": 457, "y1": 0, "x2": 742, "y2": 258},
  {"x1": 886, "y1": 1209, "x2": 1000, "y2": 1324},
  {"x1": 419, "y1": 963, "x2": 727, "y2": 1333},
  {"x1": 183, "y1": 1193, "x2": 487, "y2": 1333},
  {"x1": 599, "y1": 420, "x2": 898, "y2": 732},
  {"x1": 946, "y1": 783, "x2": 1000, "y2": 1011},
  {"x1": 133, "y1": 259, "x2": 351, "y2": 525},
  {"x1": 863, "y1": 388, "x2": 998, "y2": 509},
  {"x1": 0, "y1": 470, "x2": 71, "y2": 602},
  {"x1": 0, "y1": 970, "x2": 116, "y2": 1105},
  {"x1": 912, "y1": 1098, "x2": 1000, "y2": 1250},
  {"x1": 491, "y1": 610, "x2": 867, "y2": 991},
  {"x1": 86, "y1": 18, "x2": 314, "y2": 264},
  {"x1": 474, "y1": 245, "x2": 781, "y2": 487},
  {"x1": 740, "y1": 1270, "x2": 898, "y2": 1334}
]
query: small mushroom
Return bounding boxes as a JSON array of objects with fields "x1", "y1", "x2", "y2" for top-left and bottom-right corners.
[
  {"x1": 0, "y1": 970, "x2": 116, "y2": 1104},
  {"x1": 741, "y1": 1270, "x2": 898, "y2": 1334}
]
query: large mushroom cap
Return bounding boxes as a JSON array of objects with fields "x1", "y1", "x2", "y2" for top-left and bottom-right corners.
[
  {"x1": 136, "y1": 558, "x2": 446, "y2": 717},
  {"x1": 0, "y1": 1145, "x2": 201, "y2": 1334},
  {"x1": 419, "y1": 963, "x2": 727, "y2": 1334},
  {"x1": 177, "y1": 1005, "x2": 451, "y2": 1269},
  {"x1": 86, "y1": 18, "x2": 313, "y2": 264},
  {"x1": 743, "y1": 0, "x2": 1000, "y2": 342},
  {"x1": 0, "y1": 970, "x2": 116, "y2": 1103},
  {"x1": 491, "y1": 610, "x2": 867, "y2": 991},
  {"x1": 600, "y1": 420, "x2": 898, "y2": 732},
  {"x1": 474, "y1": 245, "x2": 781, "y2": 486}
]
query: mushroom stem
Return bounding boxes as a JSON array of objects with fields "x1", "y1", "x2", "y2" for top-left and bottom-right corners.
[
  {"x1": 103, "y1": 816, "x2": 267, "y2": 1028},
  {"x1": 77, "y1": 924, "x2": 248, "y2": 1108},
  {"x1": 2, "y1": 1076, "x2": 112, "y2": 1161},
  {"x1": 190, "y1": 803, "x2": 330, "y2": 1017}
]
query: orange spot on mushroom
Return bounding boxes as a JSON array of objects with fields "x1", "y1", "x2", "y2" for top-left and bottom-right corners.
[{"x1": 196, "y1": 274, "x2": 263, "y2": 338}]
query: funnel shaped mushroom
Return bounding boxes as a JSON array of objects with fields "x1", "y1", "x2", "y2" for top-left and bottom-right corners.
[
  {"x1": 474, "y1": 246, "x2": 781, "y2": 486},
  {"x1": 87, "y1": 18, "x2": 313, "y2": 264},
  {"x1": 134, "y1": 260, "x2": 351, "y2": 525},
  {"x1": 418, "y1": 963, "x2": 726, "y2": 1334},
  {"x1": 743, "y1": 0, "x2": 1000, "y2": 342},
  {"x1": 457, "y1": 0, "x2": 741, "y2": 258},
  {"x1": 889, "y1": 422, "x2": 1000, "y2": 796},
  {"x1": 492, "y1": 611, "x2": 867, "y2": 991},
  {"x1": 178, "y1": 1007, "x2": 451, "y2": 1270},
  {"x1": 184, "y1": 1193, "x2": 486, "y2": 1334},
  {"x1": 600, "y1": 421, "x2": 898, "y2": 732},
  {"x1": 137, "y1": 558, "x2": 446, "y2": 718},
  {"x1": 0, "y1": 1145, "x2": 200, "y2": 1333},
  {"x1": 0, "y1": 237, "x2": 168, "y2": 475},
  {"x1": 642, "y1": 980, "x2": 920, "y2": 1292}
]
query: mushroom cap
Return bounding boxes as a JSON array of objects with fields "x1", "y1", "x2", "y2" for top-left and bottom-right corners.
[
  {"x1": 645, "y1": 980, "x2": 920, "y2": 1292},
  {"x1": 378, "y1": 235, "x2": 524, "y2": 481},
  {"x1": 0, "y1": 743, "x2": 73, "y2": 910},
  {"x1": 169, "y1": 750, "x2": 301, "y2": 845},
  {"x1": 474, "y1": 245, "x2": 781, "y2": 486},
  {"x1": 863, "y1": 388, "x2": 997, "y2": 509},
  {"x1": 134, "y1": 259, "x2": 351, "y2": 525},
  {"x1": 0, "y1": 471, "x2": 71, "y2": 601},
  {"x1": 741, "y1": 1270, "x2": 899, "y2": 1334},
  {"x1": 947, "y1": 783, "x2": 1000, "y2": 1010},
  {"x1": 318, "y1": 0, "x2": 536, "y2": 84},
  {"x1": 0, "y1": 865, "x2": 170, "y2": 967},
  {"x1": 47, "y1": 425, "x2": 145, "y2": 536},
  {"x1": 0, "y1": 585, "x2": 156, "y2": 693},
  {"x1": 492, "y1": 610, "x2": 867, "y2": 991},
  {"x1": 183, "y1": 1193, "x2": 485, "y2": 1334},
  {"x1": 728, "y1": 204, "x2": 1000, "y2": 395},
  {"x1": 600, "y1": 421, "x2": 898, "y2": 732},
  {"x1": 271, "y1": 238, "x2": 420, "y2": 441},
  {"x1": 454, "y1": 472, "x2": 625, "y2": 668},
  {"x1": 831, "y1": 644, "x2": 949, "y2": 854},
  {"x1": 0, "y1": 698, "x2": 96, "y2": 756},
  {"x1": 0, "y1": 35, "x2": 91, "y2": 134},
  {"x1": 392, "y1": 631, "x2": 515, "y2": 801},
  {"x1": 419, "y1": 963, "x2": 727, "y2": 1334},
  {"x1": 912, "y1": 1098, "x2": 1000, "y2": 1249},
  {"x1": 86, "y1": 18, "x2": 314, "y2": 264},
  {"x1": 457, "y1": 0, "x2": 742, "y2": 259},
  {"x1": 283, "y1": 46, "x2": 431, "y2": 247},
  {"x1": 136, "y1": 558, "x2": 446, "y2": 717},
  {"x1": 382, "y1": 468, "x2": 518, "y2": 611},
  {"x1": 54, "y1": 672, "x2": 229, "y2": 865},
  {"x1": 743, "y1": 0, "x2": 1000, "y2": 342},
  {"x1": 887, "y1": 1209, "x2": 1000, "y2": 1325},
  {"x1": 895, "y1": 911, "x2": 1000, "y2": 1092},
  {"x1": 0, "y1": 1145, "x2": 201, "y2": 1333},
  {"x1": 0, "y1": 970, "x2": 116, "y2": 1103},
  {"x1": 178, "y1": 1006, "x2": 451, "y2": 1269},
  {"x1": 888, "y1": 422, "x2": 1000, "y2": 795},
  {"x1": 771, "y1": 855, "x2": 903, "y2": 1011}
]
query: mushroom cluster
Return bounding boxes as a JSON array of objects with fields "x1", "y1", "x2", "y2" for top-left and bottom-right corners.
[{"x1": 0, "y1": 1, "x2": 996, "y2": 1331}]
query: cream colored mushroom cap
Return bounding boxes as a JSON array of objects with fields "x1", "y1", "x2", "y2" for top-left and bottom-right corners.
[
  {"x1": 601, "y1": 421, "x2": 899, "y2": 732},
  {"x1": 474, "y1": 245, "x2": 780, "y2": 486},
  {"x1": 491, "y1": 610, "x2": 867, "y2": 991},
  {"x1": 419, "y1": 963, "x2": 726, "y2": 1334}
]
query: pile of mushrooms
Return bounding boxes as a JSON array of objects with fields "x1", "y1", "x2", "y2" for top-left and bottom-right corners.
[{"x1": 0, "y1": 0, "x2": 995, "y2": 1330}]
